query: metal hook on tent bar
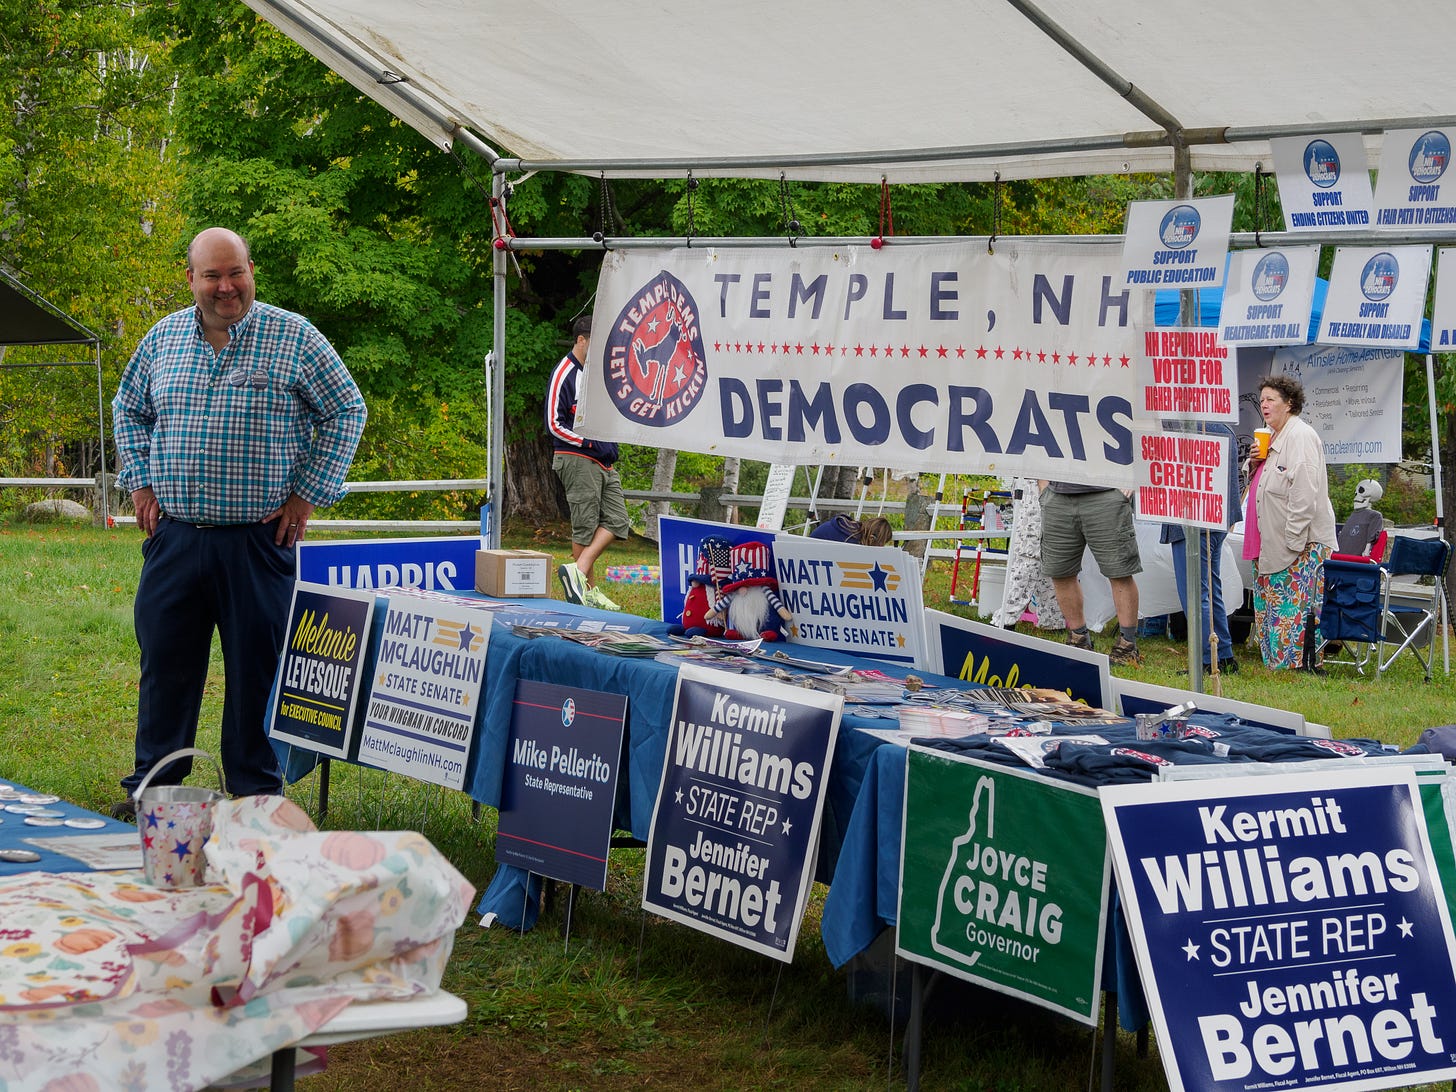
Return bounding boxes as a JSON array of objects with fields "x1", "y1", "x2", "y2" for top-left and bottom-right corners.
[
  {"x1": 780, "y1": 173, "x2": 803, "y2": 247},
  {"x1": 685, "y1": 172, "x2": 697, "y2": 248},
  {"x1": 1253, "y1": 164, "x2": 1269, "y2": 248},
  {"x1": 596, "y1": 173, "x2": 615, "y2": 248},
  {"x1": 872, "y1": 176, "x2": 893, "y2": 249},
  {"x1": 988, "y1": 172, "x2": 1002, "y2": 255}
]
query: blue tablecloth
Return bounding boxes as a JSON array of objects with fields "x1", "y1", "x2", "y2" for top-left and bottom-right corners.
[
  {"x1": 817, "y1": 741, "x2": 1152, "y2": 1031},
  {"x1": 269, "y1": 592, "x2": 952, "y2": 928},
  {"x1": 0, "y1": 780, "x2": 138, "y2": 876}
]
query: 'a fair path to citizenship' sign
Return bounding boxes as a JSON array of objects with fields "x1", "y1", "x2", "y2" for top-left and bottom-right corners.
[{"x1": 1102, "y1": 766, "x2": 1456, "y2": 1092}]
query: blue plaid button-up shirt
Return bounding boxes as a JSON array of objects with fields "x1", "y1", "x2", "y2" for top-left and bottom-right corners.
[{"x1": 113, "y1": 301, "x2": 367, "y2": 524}]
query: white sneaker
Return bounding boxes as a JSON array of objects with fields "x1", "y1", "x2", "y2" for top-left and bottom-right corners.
[
  {"x1": 557, "y1": 562, "x2": 586, "y2": 604},
  {"x1": 583, "y1": 584, "x2": 621, "y2": 612}
]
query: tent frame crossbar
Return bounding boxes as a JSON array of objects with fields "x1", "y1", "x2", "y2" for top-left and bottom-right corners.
[
  {"x1": 494, "y1": 229, "x2": 1456, "y2": 252},
  {"x1": 484, "y1": 115, "x2": 1456, "y2": 178}
]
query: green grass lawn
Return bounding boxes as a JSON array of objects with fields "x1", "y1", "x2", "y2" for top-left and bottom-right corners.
[{"x1": 2, "y1": 519, "x2": 1453, "y2": 1091}]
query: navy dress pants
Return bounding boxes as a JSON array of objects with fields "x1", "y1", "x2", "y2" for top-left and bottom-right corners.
[
  {"x1": 122, "y1": 517, "x2": 293, "y2": 797},
  {"x1": 1170, "y1": 530, "x2": 1234, "y2": 665}
]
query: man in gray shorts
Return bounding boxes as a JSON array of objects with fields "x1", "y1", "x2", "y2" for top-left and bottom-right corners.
[
  {"x1": 1040, "y1": 482, "x2": 1143, "y2": 665},
  {"x1": 545, "y1": 314, "x2": 631, "y2": 610}
]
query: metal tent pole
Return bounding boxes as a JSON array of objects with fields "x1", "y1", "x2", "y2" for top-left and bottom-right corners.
[{"x1": 488, "y1": 169, "x2": 506, "y2": 549}]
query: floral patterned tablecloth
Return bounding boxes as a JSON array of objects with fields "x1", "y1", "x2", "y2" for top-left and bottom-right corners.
[{"x1": 0, "y1": 796, "x2": 474, "y2": 1092}]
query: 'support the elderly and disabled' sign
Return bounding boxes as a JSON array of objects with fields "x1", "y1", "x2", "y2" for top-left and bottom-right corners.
[{"x1": 576, "y1": 241, "x2": 1153, "y2": 488}]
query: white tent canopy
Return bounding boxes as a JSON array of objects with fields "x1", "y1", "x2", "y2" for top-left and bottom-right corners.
[{"x1": 243, "y1": 0, "x2": 1456, "y2": 182}]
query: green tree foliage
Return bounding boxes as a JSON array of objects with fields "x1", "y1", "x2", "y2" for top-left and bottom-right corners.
[{"x1": 0, "y1": 0, "x2": 184, "y2": 482}]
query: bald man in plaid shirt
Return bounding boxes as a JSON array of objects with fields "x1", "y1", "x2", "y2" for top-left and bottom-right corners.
[{"x1": 110, "y1": 227, "x2": 366, "y2": 817}]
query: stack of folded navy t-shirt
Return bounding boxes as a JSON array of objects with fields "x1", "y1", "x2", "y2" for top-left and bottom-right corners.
[{"x1": 915, "y1": 712, "x2": 1394, "y2": 788}]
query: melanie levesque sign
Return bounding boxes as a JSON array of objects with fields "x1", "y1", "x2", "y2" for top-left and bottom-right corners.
[
  {"x1": 1102, "y1": 766, "x2": 1456, "y2": 1092},
  {"x1": 641, "y1": 664, "x2": 840, "y2": 961},
  {"x1": 576, "y1": 241, "x2": 1152, "y2": 487},
  {"x1": 268, "y1": 582, "x2": 375, "y2": 760}
]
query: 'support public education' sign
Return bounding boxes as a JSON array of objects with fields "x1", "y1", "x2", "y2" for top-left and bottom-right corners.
[
  {"x1": 1102, "y1": 767, "x2": 1456, "y2": 1092},
  {"x1": 576, "y1": 241, "x2": 1152, "y2": 487}
]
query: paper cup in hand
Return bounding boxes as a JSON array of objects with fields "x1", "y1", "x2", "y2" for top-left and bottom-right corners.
[
  {"x1": 133, "y1": 748, "x2": 227, "y2": 887},
  {"x1": 1254, "y1": 428, "x2": 1272, "y2": 459}
]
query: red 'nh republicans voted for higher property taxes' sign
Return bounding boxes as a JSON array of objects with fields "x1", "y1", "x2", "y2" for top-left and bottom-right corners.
[{"x1": 1135, "y1": 327, "x2": 1236, "y2": 423}]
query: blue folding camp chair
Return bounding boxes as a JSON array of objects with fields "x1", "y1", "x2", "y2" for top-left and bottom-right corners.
[{"x1": 1320, "y1": 536, "x2": 1451, "y2": 680}]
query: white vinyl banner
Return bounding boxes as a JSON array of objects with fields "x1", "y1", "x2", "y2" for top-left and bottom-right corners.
[
  {"x1": 576, "y1": 242, "x2": 1152, "y2": 487},
  {"x1": 1273, "y1": 344, "x2": 1404, "y2": 465}
]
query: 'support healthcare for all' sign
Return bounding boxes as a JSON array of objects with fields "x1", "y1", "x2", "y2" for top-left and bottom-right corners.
[
  {"x1": 642, "y1": 664, "x2": 841, "y2": 962},
  {"x1": 1102, "y1": 766, "x2": 1456, "y2": 1092}
]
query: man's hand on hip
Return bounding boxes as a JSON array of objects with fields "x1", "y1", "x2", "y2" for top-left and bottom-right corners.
[
  {"x1": 132, "y1": 486, "x2": 160, "y2": 537},
  {"x1": 265, "y1": 494, "x2": 316, "y2": 546}
]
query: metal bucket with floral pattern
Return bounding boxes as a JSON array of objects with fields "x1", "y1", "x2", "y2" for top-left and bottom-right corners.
[{"x1": 133, "y1": 748, "x2": 227, "y2": 887}]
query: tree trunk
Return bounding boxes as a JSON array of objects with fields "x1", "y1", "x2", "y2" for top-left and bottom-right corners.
[
  {"x1": 901, "y1": 474, "x2": 929, "y2": 559},
  {"x1": 720, "y1": 457, "x2": 741, "y2": 524},
  {"x1": 645, "y1": 447, "x2": 679, "y2": 542},
  {"x1": 504, "y1": 433, "x2": 567, "y2": 529}
]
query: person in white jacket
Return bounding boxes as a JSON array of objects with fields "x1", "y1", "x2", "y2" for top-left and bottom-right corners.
[{"x1": 1241, "y1": 375, "x2": 1337, "y2": 671}]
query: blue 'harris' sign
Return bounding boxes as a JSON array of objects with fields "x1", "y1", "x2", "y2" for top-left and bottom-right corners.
[{"x1": 297, "y1": 535, "x2": 481, "y2": 591}]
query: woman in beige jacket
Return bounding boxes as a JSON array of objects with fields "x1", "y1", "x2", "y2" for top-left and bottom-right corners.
[{"x1": 1241, "y1": 375, "x2": 1337, "y2": 670}]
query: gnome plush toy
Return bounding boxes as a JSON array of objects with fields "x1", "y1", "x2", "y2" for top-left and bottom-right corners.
[
  {"x1": 1336, "y1": 478, "x2": 1385, "y2": 557},
  {"x1": 671, "y1": 535, "x2": 733, "y2": 638},
  {"x1": 706, "y1": 540, "x2": 793, "y2": 641}
]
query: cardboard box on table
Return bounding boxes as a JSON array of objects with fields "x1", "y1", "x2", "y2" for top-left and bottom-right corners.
[{"x1": 475, "y1": 549, "x2": 551, "y2": 597}]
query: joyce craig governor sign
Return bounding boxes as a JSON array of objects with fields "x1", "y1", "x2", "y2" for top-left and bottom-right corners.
[
  {"x1": 1102, "y1": 767, "x2": 1456, "y2": 1092},
  {"x1": 575, "y1": 241, "x2": 1153, "y2": 487},
  {"x1": 642, "y1": 663, "x2": 841, "y2": 962},
  {"x1": 896, "y1": 747, "x2": 1110, "y2": 1024}
]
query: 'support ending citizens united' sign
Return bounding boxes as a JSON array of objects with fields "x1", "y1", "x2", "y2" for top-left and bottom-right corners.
[
  {"x1": 576, "y1": 241, "x2": 1152, "y2": 487},
  {"x1": 1102, "y1": 766, "x2": 1456, "y2": 1092}
]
